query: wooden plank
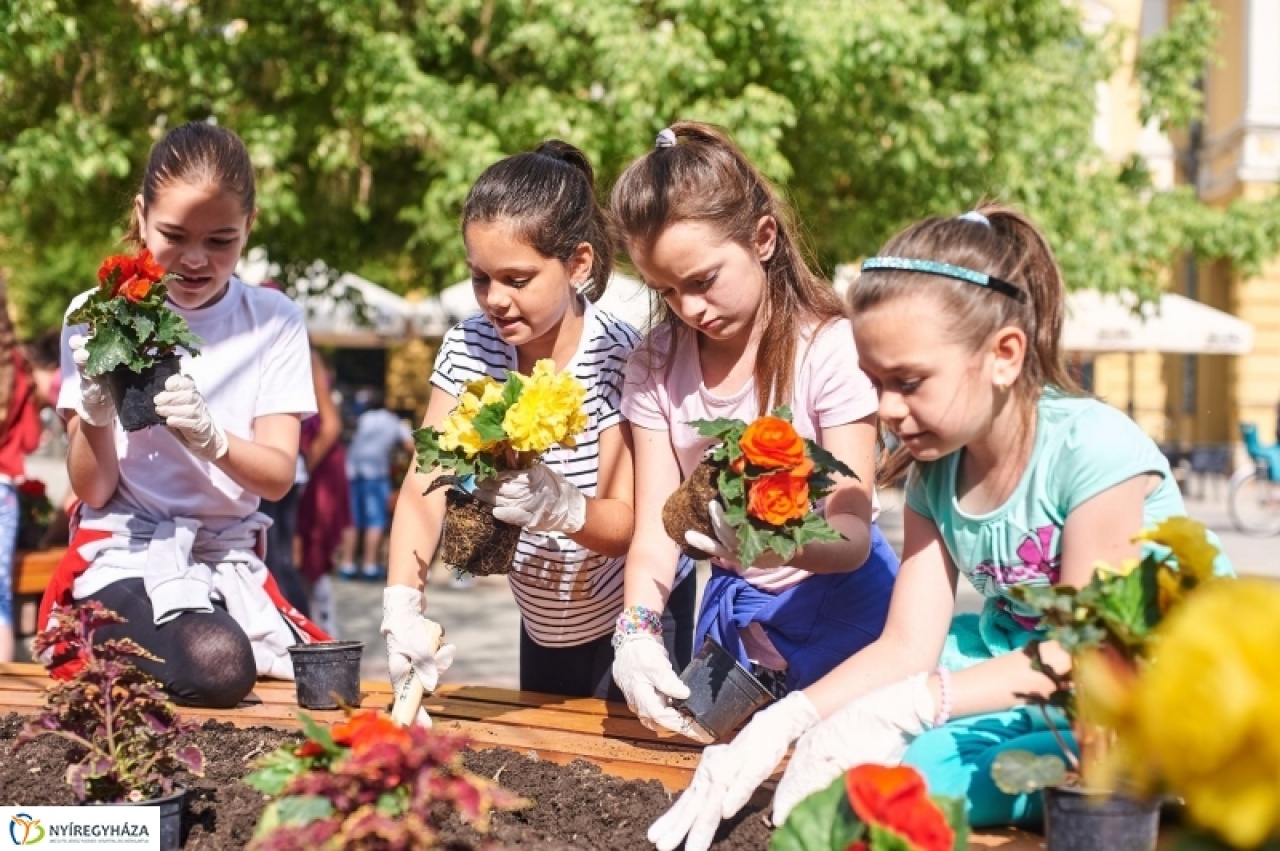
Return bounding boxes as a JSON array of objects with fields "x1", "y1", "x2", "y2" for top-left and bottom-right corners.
[{"x1": 12, "y1": 549, "x2": 64, "y2": 597}]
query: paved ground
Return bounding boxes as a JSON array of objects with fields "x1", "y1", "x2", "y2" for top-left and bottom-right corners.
[{"x1": 24, "y1": 454, "x2": 1273, "y2": 689}]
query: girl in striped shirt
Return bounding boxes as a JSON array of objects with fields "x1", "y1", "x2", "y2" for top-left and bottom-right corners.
[{"x1": 383, "y1": 141, "x2": 693, "y2": 720}]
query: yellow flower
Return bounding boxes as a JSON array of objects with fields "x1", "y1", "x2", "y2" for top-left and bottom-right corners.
[
  {"x1": 438, "y1": 409, "x2": 487, "y2": 457},
  {"x1": 1135, "y1": 516, "x2": 1219, "y2": 582},
  {"x1": 1111, "y1": 580, "x2": 1280, "y2": 848},
  {"x1": 502, "y1": 360, "x2": 588, "y2": 455},
  {"x1": 464, "y1": 376, "x2": 506, "y2": 407}
]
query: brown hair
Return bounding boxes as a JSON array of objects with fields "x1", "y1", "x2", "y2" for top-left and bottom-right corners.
[
  {"x1": 610, "y1": 121, "x2": 844, "y2": 413},
  {"x1": 124, "y1": 122, "x2": 256, "y2": 245},
  {"x1": 462, "y1": 140, "x2": 613, "y2": 301},
  {"x1": 848, "y1": 202, "x2": 1084, "y2": 486}
]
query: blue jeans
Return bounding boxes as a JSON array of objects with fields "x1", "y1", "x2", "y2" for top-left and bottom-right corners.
[
  {"x1": 0, "y1": 484, "x2": 16, "y2": 628},
  {"x1": 349, "y1": 476, "x2": 391, "y2": 531}
]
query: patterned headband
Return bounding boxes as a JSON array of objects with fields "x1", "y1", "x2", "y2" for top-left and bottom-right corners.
[{"x1": 859, "y1": 256, "x2": 1028, "y2": 303}]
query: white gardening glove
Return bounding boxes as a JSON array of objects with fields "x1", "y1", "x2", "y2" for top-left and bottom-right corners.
[
  {"x1": 68, "y1": 333, "x2": 116, "y2": 427},
  {"x1": 648, "y1": 691, "x2": 821, "y2": 851},
  {"x1": 770, "y1": 672, "x2": 936, "y2": 828},
  {"x1": 611, "y1": 633, "x2": 710, "y2": 742},
  {"x1": 153, "y1": 374, "x2": 229, "y2": 461},
  {"x1": 685, "y1": 500, "x2": 787, "y2": 569},
  {"x1": 473, "y1": 464, "x2": 586, "y2": 534},
  {"x1": 381, "y1": 586, "x2": 458, "y2": 727}
]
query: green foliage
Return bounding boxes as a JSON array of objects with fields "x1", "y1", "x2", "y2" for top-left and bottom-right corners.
[
  {"x1": 770, "y1": 773, "x2": 864, "y2": 851},
  {"x1": 3, "y1": 0, "x2": 1278, "y2": 337},
  {"x1": 990, "y1": 750, "x2": 1069, "y2": 797},
  {"x1": 244, "y1": 709, "x2": 526, "y2": 851},
  {"x1": 1137, "y1": 0, "x2": 1218, "y2": 130},
  {"x1": 14, "y1": 602, "x2": 205, "y2": 803}
]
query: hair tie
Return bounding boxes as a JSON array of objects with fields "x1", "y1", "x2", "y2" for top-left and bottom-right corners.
[
  {"x1": 655, "y1": 128, "x2": 677, "y2": 149},
  {"x1": 958, "y1": 210, "x2": 990, "y2": 226}
]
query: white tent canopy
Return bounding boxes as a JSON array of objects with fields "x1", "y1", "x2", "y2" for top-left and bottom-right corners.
[
  {"x1": 1062, "y1": 290, "x2": 1254, "y2": 355},
  {"x1": 421, "y1": 273, "x2": 657, "y2": 335},
  {"x1": 238, "y1": 253, "x2": 421, "y2": 346}
]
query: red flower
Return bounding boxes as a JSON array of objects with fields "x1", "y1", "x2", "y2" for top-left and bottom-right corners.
[
  {"x1": 97, "y1": 254, "x2": 136, "y2": 287},
  {"x1": 133, "y1": 248, "x2": 165, "y2": 283},
  {"x1": 331, "y1": 710, "x2": 412, "y2": 756},
  {"x1": 17, "y1": 479, "x2": 47, "y2": 499},
  {"x1": 115, "y1": 276, "x2": 153, "y2": 303},
  {"x1": 294, "y1": 740, "x2": 327, "y2": 758},
  {"x1": 747, "y1": 470, "x2": 810, "y2": 525},
  {"x1": 845, "y1": 765, "x2": 954, "y2": 851}
]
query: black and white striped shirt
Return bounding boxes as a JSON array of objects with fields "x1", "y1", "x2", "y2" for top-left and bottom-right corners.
[{"x1": 431, "y1": 300, "x2": 640, "y2": 647}]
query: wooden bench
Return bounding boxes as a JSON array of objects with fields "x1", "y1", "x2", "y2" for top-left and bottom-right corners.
[
  {"x1": 11, "y1": 547, "x2": 63, "y2": 640},
  {"x1": 0, "y1": 662, "x2": 1043, "y2": 848}
]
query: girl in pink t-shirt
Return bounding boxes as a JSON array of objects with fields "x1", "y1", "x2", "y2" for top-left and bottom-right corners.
[{"x1": 609, "y1": 121, "x2": 899, "y2": 742}]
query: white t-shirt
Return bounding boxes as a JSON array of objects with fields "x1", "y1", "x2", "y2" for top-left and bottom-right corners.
[
  {"x1": 59, "y1": 276, "x2": 317, "y2": 528},
  {"x1": 622, "y1": 317, "x2": 879, "y2": 592},
  {"x1": 346, "y1": 408, "x2": 413, "y2": 480},
  {"x1": 431, "y1": 299, "x2": 639, "y2": 647}
]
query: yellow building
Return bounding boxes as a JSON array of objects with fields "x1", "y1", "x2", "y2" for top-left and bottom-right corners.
[{"x1": 1091, "y1": 0, "x2": 1279, "y2": 458}]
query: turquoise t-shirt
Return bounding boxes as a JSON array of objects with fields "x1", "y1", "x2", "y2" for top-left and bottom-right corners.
[{"x1": 905, "y1": 393, "x2": 1222, "y2": 629}]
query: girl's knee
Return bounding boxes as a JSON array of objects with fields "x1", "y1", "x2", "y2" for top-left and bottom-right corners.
[{"x1": 164, "y1": 617, "x2": 257, "y2": 708}]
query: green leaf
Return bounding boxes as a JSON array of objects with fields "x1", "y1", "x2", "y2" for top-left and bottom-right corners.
[
  {"x1": 243, "y1": 748, "x2": 310, "y2": 796},
  {"x1": 267, "y1": 795, "x2": 333, "y2": 829},
  {"x1": 472, "y1": 403, "x2": 507, "y2": 442},
  {"x1": 768, "y1": 772, "x2": 863, "y2": 851},
  {"x1": 84, "y1": 325, "x2": 134, "y2": 376},
  {"x1": 991, "y1": 750, "x2": 1068, "y2": 795},
  {"x1": 295, "y1": 711, "x2": 340, "y2": 755}
]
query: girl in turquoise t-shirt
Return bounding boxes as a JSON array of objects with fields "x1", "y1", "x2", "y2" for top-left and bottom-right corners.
[{"x1": 646, "y1": 203, "x2": 1233, "y2": 851}]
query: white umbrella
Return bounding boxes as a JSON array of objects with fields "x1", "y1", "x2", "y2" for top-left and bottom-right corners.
[{"x1": 1063, "y1": 290, "x2": 1254, "y2": 355}]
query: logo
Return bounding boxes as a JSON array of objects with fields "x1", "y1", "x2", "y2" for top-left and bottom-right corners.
[{"x1": 9, "y1": 815, "x2": 44, "y2": 845}]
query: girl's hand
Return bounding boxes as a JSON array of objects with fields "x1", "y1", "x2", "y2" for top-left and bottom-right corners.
[
  {"x1": 473, "y1": 465, "x2": 586, "y2": 534},
  {"x1": 648, "y1": 691, "x2": 820, "y2": 851},
  {"x1": 685, "y1": 500, "x2": 787, "y2": 569},
  {"x1": 153, "y1": 374, "x2": 228, "y2": 461},
  {"x1": 771, "y1": 672, "x2": 936, "y2": 827},
  {"x1": 610, "y1": 633, "x2": 706, "y2": 740},
  {"x1": 68, "y1": 334, "x2": 116, "y2": 427}
]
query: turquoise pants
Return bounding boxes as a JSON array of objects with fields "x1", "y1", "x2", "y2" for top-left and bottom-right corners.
[{"x1": 902, "y1": 606, "x2": 1075, "y2": 828}]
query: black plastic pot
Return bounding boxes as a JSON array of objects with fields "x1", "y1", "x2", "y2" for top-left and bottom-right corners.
[
  {"x1": 1043, "y1": 786, "x2": 1160, "y2": 851},
  {"x1": 105, "y1": 355, "x2": 183, "y2": 432},
  {"x1": 288, "y1": 640, "x2": 365, "y2": 709},
  {"x1": 674, "y1": 637, "x2": 775, "y2": 741},
  {"x1": 110, "y1": 785, "x2": 186, "y2": 851}
]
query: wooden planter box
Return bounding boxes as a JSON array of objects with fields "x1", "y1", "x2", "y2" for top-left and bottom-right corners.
[{"x1": 0, "y1": 662, "x2": 1045, "y2": 848}]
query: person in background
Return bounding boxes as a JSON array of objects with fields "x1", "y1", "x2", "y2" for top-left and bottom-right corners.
[
  {"x1": 0, "y1": 277, "x2": 44, "y2": 662},
  {"x1": 295, "y1": 347, "x2": 347, "y2": 634},
  {"x1": 337, "y1": 387, "x2": 412, "y2": 581}
]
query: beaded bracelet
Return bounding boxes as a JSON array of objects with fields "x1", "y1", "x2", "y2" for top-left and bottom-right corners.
[
  {"x1": 933, "y1": 666, "x2": 953, "y2": 727},
  {"x1": 612, "y1": 605, "x2": 663, "y2": 649}
]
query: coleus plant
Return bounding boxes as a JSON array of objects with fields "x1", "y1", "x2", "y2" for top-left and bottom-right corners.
[
  {"x1": 691, "y1": 406, "x2": 855, "y2": 567},
  {"x1": 244, "y1": 709, "x2": 526, "y2": 849},
  {"x1": 14, "y1": 602, "x2": 204, "y2": 802},
  {"x1": 67, "y1": 247, "x2": 203, "y2": 375},
  {"x1": 771, "y1": 763, "x2": 967, "y2": 851}
]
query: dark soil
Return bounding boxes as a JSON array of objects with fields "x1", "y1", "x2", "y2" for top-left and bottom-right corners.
[
  {"x1": 0, "y1": 713, "x2": 772, "y2": 850},
  {"x1": 663, "y1": 460, "x2": 720, "y2": 560},
  {"x1": 440, "y1": 487, "x2": 521, "y2": 576}
]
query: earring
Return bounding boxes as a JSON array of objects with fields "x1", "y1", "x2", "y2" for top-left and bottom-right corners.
[{"x1": 995, "y1": 381, "x2": 1009, "y2": 394}]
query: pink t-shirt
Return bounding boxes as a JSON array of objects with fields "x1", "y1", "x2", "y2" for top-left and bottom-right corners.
[{"x1": 622, "y1": 317, "x2": 879, "y2": 595}]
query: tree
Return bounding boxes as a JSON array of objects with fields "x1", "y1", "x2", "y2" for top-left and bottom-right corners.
[{"x1": 1, "y1": 0, "x2": 1275, "y2": 333}]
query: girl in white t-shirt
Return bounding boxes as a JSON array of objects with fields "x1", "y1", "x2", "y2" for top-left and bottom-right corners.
[
  {"x1": 46, "y1": 123, "x2": 321, "y2": 708},
  {"x1": 384, "y1": 141, "x2": 690, "y2": 720},
  {"x1": 609, "y1": 122, "x2": 899, "y2": 742}
]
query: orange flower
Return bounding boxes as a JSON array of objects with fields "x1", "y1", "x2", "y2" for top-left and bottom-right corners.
[
  {"x1": 97, "y1": 254, "x2": 136, "y2": 287},
  {"x1": 332, "y1": 710, "x2": 412, "y2": 755},
  {"x1": 739, "y1": 416, "x2": 806, "y2": 470},
  {"x1": 133, "y1": 248, "x2": 165, "y2": 282},
  {"x1": 845, "y1": 765, "x2": 954, "y2": 851},
  {"x1": 294, "y1": 740, "x2": 327, "y2": 758},
  {"x1": 116, "y1": 275, "x2": 153, "y2": 303},
  {"x1": 747, "y1": 470, "x2": 810, "y2": 525}
]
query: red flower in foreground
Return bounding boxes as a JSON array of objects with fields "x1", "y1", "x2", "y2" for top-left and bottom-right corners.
[
  {"x1": 331, "y1": 709, "x2": 413, "y2": 756},
  {"x1": 845, "y1": 764, "x2": 954, "y2": 851},
  {"x1": 132, "y1": 248, "x2": 165, "y2": 283},
  {"x1": 116, "y1": 276, "x2": 153, "y2": 303},
  {"x1": 747, "y1": 470, "x2": 810, "y2": 525},
  {"x1": 97, "y1": 254, "x2": 136, "y2": 287}
]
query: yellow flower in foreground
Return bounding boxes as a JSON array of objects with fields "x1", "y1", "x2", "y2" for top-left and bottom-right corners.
[
  {"x1": 1135, "y1": 516, "x2": 1219, "y2": 581},
  {"x1": 502, "y1": 360, "x2": 587, "y2": 454},
  {"x1": 439, "y1": 409, "x2": 488, "y2": 457},
  {"x1": 464, "y1": 376, "x2": 505, "y2": 407},
  {"x1": 1108, "y1": 579, "x2": 1280, "y2": 849}
]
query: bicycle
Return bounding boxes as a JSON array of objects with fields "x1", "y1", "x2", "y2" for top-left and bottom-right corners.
[{"x1": 1227, "y1": 423, "x2": 1280, "y2": 536}]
